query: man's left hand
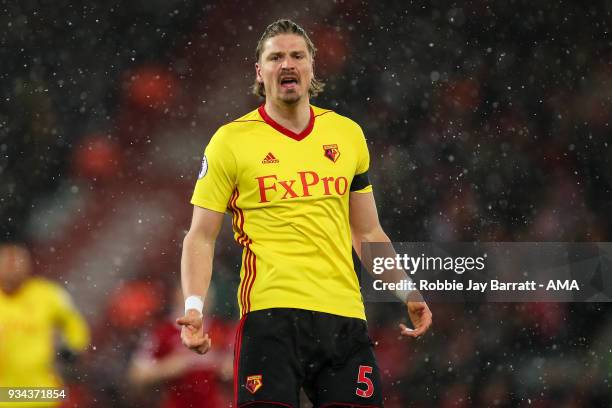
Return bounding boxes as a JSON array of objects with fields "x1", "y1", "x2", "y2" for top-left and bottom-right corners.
[{"x1": 399, "y1": 301, "x2": 432, "y2": 338}]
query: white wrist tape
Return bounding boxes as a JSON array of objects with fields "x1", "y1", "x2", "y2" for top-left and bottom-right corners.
[{"x1": 185, "y1": 295, "x2": 204, "y2": 315}]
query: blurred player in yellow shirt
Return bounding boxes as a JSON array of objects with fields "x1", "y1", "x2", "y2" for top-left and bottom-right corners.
[{"x1": 0, "y1": 243, "x2": 90, "y2": 407}]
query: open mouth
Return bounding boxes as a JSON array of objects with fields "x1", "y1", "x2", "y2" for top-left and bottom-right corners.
[{"x1": 280, "y1": 76, "x2": 299, "y2": 89}]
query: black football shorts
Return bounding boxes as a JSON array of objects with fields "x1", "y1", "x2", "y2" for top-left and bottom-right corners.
[{"x1": 233, "y1": 308, "x2": 384, "y2": 407}]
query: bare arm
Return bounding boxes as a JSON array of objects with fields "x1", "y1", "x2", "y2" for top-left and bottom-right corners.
[
  {"x1": 176, "y1": 205, "x2": 225, "y2": 354},
  {"x1": 349, "y1": 191, "x2": 432, "y2": 338},
  {"x1": 181, "y1": 205, "x2": 224, "y2": 301},
  {"x1": 349, "y1": 192, "x2": 389, "y2": 259},
  {"x1": 128, "y1": 352, "x2": 194, "y2": 386}
]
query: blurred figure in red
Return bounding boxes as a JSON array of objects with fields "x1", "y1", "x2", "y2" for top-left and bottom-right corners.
[{"x1": 128, "y1": 286, "x2": 233, "y2": 408}]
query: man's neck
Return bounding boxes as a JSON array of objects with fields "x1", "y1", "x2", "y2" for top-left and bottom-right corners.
[
  {"x1": 264, "y1": 98, "x2": 311, "y2": 134},
  {"x1": 0, "y1": 282, "x2": 23, "y2": 296}
]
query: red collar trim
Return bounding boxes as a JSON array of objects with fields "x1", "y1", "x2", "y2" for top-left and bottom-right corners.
[{"x1": 257, "y1": 105, "x2": 315, "y2": 141}]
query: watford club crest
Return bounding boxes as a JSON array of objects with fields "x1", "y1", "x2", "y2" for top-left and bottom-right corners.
[
  {"x1": 323, "y1": 144, "x2": 340, "y2": 163},
  {"x1": 246, "y1": 374, "x2": 263, "y2": 394}
]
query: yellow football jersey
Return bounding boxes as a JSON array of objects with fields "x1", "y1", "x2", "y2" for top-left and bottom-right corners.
[
  {"x1": 191, "y1": 105, "x2": 372, "y2": 320},
  {"x1": 0, "y1": 277, "x2": 89, "y2": 407}
]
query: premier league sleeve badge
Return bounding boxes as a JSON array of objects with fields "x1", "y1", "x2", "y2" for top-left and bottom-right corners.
[{"x1": 198, "y1": 155, "x2": 208, "y2": 179}]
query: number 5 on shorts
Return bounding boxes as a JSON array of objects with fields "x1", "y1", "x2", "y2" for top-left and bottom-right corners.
[{"x1": 355, "y1": 365, "x2": 374, "y2": 398}]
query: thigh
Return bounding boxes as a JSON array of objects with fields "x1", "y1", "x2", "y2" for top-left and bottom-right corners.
[
  {"x1": 313, "y1": 344, "x2": 383, "y2": 408},
  {"x1": 307, "y1": 316, "x2": 384, "y2": 408},
  {"x1": 235, "y1": 309, "x2": 302, "y2": 408}
]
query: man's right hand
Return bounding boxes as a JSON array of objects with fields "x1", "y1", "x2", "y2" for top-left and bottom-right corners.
[{"x1": 176, "y1": 309, "x2": 212, "y2": 354}]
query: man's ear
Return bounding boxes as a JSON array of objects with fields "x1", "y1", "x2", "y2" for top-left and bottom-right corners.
[{"x1": 255, "y1": 62, "x2": 263, "y2": 83}]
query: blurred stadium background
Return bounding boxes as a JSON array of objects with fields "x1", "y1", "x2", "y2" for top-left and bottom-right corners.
[{"x1": 2, "y1": 1, "x2": 612, "y2": 407}]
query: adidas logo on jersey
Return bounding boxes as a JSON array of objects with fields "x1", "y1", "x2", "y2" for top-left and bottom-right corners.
[{"x1": 262, "y1": 152, "x2": 279, "y2": 164}]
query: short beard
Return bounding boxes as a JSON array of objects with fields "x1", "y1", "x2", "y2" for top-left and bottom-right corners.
[{"x1": 278, "y1": 90, "x2": 301, "y2": 105}]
